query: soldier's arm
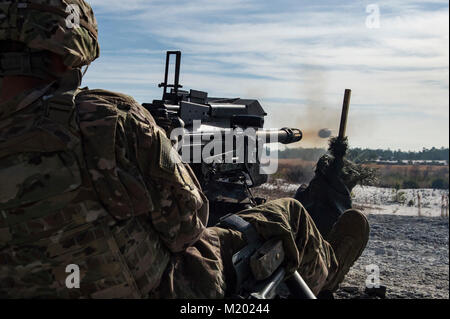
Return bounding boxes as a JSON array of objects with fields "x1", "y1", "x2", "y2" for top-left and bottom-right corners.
[{"x1": 128, "y1": 103, "x2": 209, "y2": 253}]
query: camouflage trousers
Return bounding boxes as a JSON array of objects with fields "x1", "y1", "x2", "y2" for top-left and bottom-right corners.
[{"x1": 153, "y1": 198, "x2": 339, "y2": 298}]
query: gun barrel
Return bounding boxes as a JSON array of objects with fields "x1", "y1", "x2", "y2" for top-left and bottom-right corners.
[
  {"x1": 256, "y1": 128, "x2": 303, "y2": 144},
  {"x1": 184, "y1": 128, "x2": 303, "y2": 145}
]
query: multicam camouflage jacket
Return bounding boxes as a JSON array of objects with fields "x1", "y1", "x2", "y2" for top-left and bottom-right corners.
[{"x1": 0, "y1": 69, "x2": 208, "y2": 298}]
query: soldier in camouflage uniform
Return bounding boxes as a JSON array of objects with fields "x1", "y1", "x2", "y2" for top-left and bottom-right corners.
[{"x1": 0, "y1": 0, "x2": 369, "y2": 299}]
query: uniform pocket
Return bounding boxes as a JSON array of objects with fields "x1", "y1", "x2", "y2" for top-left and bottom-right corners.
[{"x1": 0, "y1": 151, "x2": 82, "y2": 211}]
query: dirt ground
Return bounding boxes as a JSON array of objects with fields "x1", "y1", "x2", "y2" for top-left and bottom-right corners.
[
  {"x1": 253, "y1": 184, "x2": 449, "y2": 299},
  {"x1": 335, "y1": 214, "x2": 449, "y2": 299}
]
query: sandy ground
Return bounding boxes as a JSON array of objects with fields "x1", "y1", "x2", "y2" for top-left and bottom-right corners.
[
  {"x1": 253, "y1": 181, "x2": 449, "y2": 299},
  {"x1": 352, "y1": 186, "x2": 449, "y2": 217},
  {"x1": 335, "y1": 214, "x2": 449, "y2": 299}
]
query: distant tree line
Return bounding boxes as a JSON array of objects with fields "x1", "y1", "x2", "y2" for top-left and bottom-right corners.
[
  {"x1": 278, "y1": 147, "x2": 449, "y2": 163},
  {"x1": 347, "y1": 147, "x2": 449, "y2": 163}
]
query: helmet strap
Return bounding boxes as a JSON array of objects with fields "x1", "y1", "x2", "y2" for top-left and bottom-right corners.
[{"x1": 81, "y1": 64, "x2": 90, "y2": 77}]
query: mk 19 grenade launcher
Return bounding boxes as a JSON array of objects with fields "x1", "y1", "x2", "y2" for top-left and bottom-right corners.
[{"x1": 143, "y1": 51, "x2": 303, "y2": 225}]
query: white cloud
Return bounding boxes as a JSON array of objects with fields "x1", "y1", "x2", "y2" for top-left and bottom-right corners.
[{"x1": 83, "y1": 0, "x2": 449, "y2": 150}]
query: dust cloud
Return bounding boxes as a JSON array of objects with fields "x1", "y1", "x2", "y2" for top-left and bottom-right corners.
[{"x1": 294, "y1": 69, "x2": 342, "y2": 148}]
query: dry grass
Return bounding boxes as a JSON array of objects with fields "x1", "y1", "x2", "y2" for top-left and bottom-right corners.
[
  {"x1": 271, "y1": 159, "x2": 449, "y2": 189},
  {"x1": 370, "y1": 163, "x2": 449, "y2": 188},
  {"x1": 273, "y1": 159, "x2": 316, "y2": 184}
]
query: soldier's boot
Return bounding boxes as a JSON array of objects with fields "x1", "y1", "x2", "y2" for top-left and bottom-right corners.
[
  {"x1": 322, "y1": 209, "x2": 370, "y2": 292},
  {"x1": 294, "y1": 171, "x2": 352, "y2": 240}
]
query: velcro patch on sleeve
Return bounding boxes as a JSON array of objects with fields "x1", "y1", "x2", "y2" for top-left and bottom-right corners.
[{"x1": 157, "y1": 131, "x2": 176, "y2": 174}]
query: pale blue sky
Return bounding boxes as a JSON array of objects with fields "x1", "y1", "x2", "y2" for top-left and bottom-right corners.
[{"x1": 83, "y1": 0, "x2": 449, "y2": 151}]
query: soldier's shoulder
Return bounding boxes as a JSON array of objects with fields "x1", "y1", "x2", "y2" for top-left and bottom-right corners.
[
  {"x1": 76, "y1": 88, "x2": 139, "y2": 110},
  {"x1": 75, "y1": 88, "x2": 155, "y2": 124}
]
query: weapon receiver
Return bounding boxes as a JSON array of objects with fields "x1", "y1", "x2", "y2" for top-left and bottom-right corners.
[{"x1": 143, "y1": 51, "x2": 303, "y2": 225}]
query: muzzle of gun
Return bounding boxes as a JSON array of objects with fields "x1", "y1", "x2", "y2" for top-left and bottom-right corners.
[{"x1": 256, "y1": 128, "x2": 303, "y2": 144}]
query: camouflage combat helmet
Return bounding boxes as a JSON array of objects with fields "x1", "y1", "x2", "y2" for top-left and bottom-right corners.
[{"x1": 0, "y1": 0, "x2": 99, "y2": 78}]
